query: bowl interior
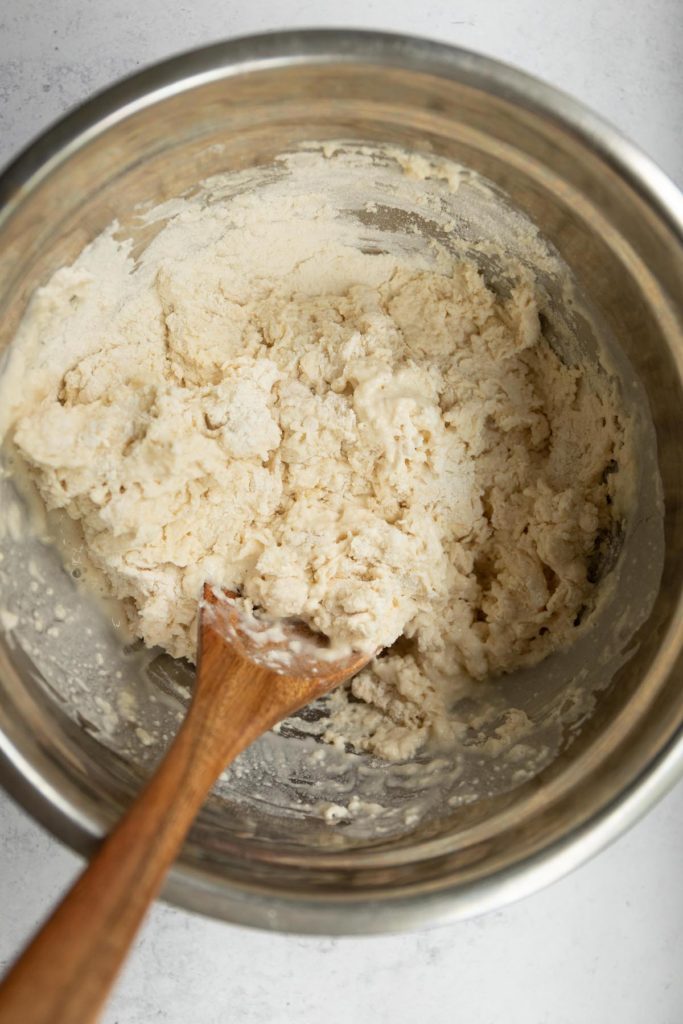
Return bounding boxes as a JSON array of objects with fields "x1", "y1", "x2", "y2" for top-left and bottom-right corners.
[{"x1": 0, "y1": 39, "x2": 682, "y2": 928}]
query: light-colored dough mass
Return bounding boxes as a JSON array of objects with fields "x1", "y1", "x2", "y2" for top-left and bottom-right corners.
[{"x1": 1, "y1": 148, "x2": 627, "y2": 760}]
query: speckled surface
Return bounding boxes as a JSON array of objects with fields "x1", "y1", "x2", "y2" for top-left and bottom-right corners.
[{"x1": 1, "y1": 2, "x2": 682, "y2": 1023}]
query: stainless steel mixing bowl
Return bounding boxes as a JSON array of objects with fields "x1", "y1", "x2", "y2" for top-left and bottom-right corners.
[{"x1": 0, "y1": 30, "x2": 682, "y2": 934}]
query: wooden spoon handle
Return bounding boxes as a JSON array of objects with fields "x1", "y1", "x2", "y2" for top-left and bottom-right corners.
[
  {"x1": 0, "y1": 586, "x2": 349, "y2": 1024},
  {"x1": 0, "y1": 691, "x2": 249, "y2": 1024}
]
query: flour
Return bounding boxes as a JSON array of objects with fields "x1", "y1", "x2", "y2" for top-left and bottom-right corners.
[{"x1": 0, "y1": 146, "x2": 628, "y2": 761}]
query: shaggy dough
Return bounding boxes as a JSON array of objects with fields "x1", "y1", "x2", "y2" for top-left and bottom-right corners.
[{"x1": 1, "y1": 149, "x2": 626, "y2": 760}]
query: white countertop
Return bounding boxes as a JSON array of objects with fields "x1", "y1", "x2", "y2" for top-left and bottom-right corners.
[{"x1": 1, "y1": 3, "x2": 681, "y2": 1022}]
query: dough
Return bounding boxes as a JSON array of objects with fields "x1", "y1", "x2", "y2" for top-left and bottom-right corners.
[{"x1": 1, "y1": 148, "x2": 627, "y2": 760}]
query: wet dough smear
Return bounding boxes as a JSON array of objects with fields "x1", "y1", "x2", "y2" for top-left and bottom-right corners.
[{"x1": 1, "y1": 149, "x2": 627, "y2": 760}]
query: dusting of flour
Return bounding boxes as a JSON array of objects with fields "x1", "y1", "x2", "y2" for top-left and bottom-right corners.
[{"x1": 0, "y1": 147, "x2": 627, "y2": 761}]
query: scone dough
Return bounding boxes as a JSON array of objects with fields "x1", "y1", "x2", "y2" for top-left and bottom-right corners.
[{"x1": 1, "y1": 150, "x2": 626, "y2": 759}]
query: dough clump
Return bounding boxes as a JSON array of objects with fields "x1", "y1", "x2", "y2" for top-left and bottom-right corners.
[{"x1": 2, "y1": 151, "x2": 625, "y2": 759}]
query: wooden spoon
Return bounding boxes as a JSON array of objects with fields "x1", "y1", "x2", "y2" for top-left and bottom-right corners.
[{"x1": 0, "y1": 585, "x2": 371, "y2": 1024}]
